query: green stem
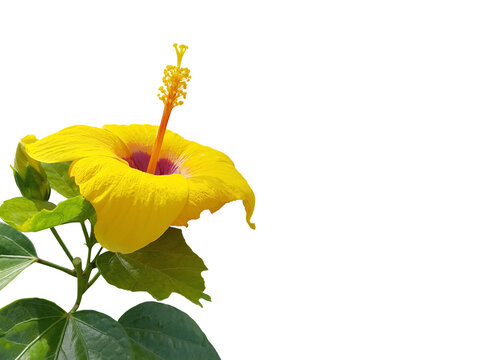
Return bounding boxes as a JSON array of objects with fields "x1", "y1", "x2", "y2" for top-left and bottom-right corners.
[
  {"x1": 36, "y1": 258, "x2": 76, "y2": 277},
  {"x1": 68, "y1": 233, "x2": 101, "y2": 314},
  {"x1": 49, "y1": 223, "x2": 103, "y2": 314},
  {"x1": 50, "y1": 227, "x2": 74, "y2": 265},
  {"x1": 86, "y1": 271, "x2": 101, "y2": 290},
  {"x1": 69, "y1": 257, "x2": 87, "y2": 314},
  {"x1": 89, "y1": 223, "x2": 97, "y2": 245},
  {"x1": 86, "y1": 243, "x2": 93, "y2": 266},
  {"x1": 92, "y1": 246, "x2": 103, "y2": 264},
  {"x1": 81, "y1": 222, "x2": 91, "y2": 246}
]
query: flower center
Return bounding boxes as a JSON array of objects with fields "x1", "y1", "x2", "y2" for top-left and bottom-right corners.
[{"x1": 124, "y1": 152, "x2": 180, "y2": 175}]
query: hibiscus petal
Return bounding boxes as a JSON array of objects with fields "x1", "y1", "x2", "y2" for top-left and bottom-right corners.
[
  {"x1": 174, "y1": 146, "x2": 256, "y2": 230},
  {"x1": 104, "y1": 125, "x2": 255, "y2": 229},
  {"x1": 103, "y1": 125, "x2": 191, "y2": 174},
  {"x1": 26, "y1": 125, "x2": 130, "y2": 163},
  {"x1": 103, "y1": 124, "x2": 157, "y2": 155},
  {"x1": 70, "y1": 156, "x2": 189, "y2": 253}
]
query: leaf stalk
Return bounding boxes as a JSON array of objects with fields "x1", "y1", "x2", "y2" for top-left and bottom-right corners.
[
  {"x1": 36, "y1": 258, "x2": 76, "y2": 277},
  {"x1": 50, "y1": 227, "x2": 74, "y2": 265}
]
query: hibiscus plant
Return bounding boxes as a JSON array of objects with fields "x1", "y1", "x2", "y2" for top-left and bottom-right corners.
[{"x1": 0, "y1": 44, "x2": 255, "y2": 359}]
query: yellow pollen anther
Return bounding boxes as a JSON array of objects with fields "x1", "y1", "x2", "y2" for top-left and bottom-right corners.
[
  {"x1": 147, "y1": 44, "x2": 191, "y2": 175},
  {"x1": 157, "y1": 43, "x2": 191, "y2": 109}
]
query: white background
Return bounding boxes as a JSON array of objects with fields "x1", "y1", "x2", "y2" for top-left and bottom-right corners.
[{"x1": 1, "y1": 1, "x2": 480, "y2": 359}]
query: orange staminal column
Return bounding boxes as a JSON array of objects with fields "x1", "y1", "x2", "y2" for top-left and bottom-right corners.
[
  {"x1": 147, "y1": 43, "x2": 191, "y2": 174},
  {"x1": 147, "y1": 105, "x2": 173, "y2": 174}
]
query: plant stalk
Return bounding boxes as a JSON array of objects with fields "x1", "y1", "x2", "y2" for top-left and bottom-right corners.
[
  {"x1": 68, "y1": 231, "x2": 99, "y2": 314},
  {"x1": 50, "y1": 227, "x2": 74, "y2": 265},
  {"x1": 86, "y1": 271, "x2": 101, "y2": 290},
  {"x1": 36, "y1": 258, "x2": 76, "y2": 277},
  {"x1": 69, "y1": 257, "x2": 89, "y2": 314},
  {"x1": 81, "y1": 222, "x2": 92, "y2": 247}
]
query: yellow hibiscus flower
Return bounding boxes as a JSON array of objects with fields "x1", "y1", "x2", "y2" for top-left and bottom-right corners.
[{"x1": 25, "y1": 44, "x2": 255, "y2": 253}]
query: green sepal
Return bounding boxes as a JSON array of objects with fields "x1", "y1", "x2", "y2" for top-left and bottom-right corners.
[
  {"x1": 97, "y1": 228, "x2": 210, "y2": 306},
  {"x1": 119, "y1": 302, "x2": 220, "y2": 360},
  {"x1": 0, "y1": 223, "x2": 37, "y2": 291},
  {"x1": 0, "y1": 298, "x2": 133, "y2": 359},
  {"x1": 13, "y1": 165, "x2": 51, "y2": 201},
  {"x1": 41, "y1": 161, "x2": 80, "y2": 198},
  {"x1": 12, "y1": 136, "x2": 51, "y2": 201},
  {"x1": 0, "y1": 196, "x2": 95, "y2": 232}
]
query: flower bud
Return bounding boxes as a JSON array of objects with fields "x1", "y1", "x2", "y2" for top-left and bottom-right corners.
[{"x1": 12, "y1": 135, "x2": 51, "y2": 201}]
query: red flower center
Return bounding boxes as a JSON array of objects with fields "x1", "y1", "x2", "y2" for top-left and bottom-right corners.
[{"x1": 124, "y1": 151, "x2": 180, "y2": 175}]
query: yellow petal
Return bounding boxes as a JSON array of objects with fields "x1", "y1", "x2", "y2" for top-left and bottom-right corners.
[
  {"x1": 172, "y1": 141, "x2": 256, "y2": 230},
  {"x1": 26, "y1": 125, "x2": 130, "y2": 163},
  {"x1": 103, "y1": 124, "x2": 157, "y2": 155},
  {"x1": 70, "y1": 156, "x2": 189, "y2": 253},
  {"x1": 103, "y1": 125, "x2": 191, "y2": 174},
  {"x1": 104, "y1": 125, "x2": 255, "y2": 228}
]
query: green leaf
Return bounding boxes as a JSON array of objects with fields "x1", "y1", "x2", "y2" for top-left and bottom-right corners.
[
  {"x1": 0, "y1": 223, "x2": 37, "y2": 290},
  {"x1": 0, "y1": 196, "x2": 95, "y2": 232},
  {"x1": 119, "y1": 302, "x2": 220, "y2": 360},
  {"x1": 0, "y1": 298, "x2": 133, "y2": 360},
  {"x1": 97, "y1": 228, "x2": 210, "y2": 306},
  {"x1": 41, "y1": 161, "x2": 80, "y2": 198}
]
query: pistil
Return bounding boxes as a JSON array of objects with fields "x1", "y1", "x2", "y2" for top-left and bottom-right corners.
[{"x1": 147, "y1": 44, "x2": 191, "y2": 174}]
